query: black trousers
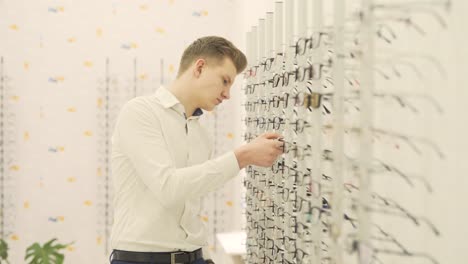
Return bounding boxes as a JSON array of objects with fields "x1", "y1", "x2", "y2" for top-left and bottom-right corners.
[{"x1": 111, "y1": 260, "x2": 207, "y2": 264}]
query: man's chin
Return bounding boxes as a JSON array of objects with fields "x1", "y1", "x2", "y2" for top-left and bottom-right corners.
[{"x1": 200, "y1": 105, "x2": 215, "y2": 112}]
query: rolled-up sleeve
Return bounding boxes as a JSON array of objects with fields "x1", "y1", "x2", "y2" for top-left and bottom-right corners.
[{"x1": 114, "y1": 100, "x2": 240, "y2": 209}]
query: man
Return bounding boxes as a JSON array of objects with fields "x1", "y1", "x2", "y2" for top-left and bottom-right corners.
[{"x1": 109, "y1": 36, "x2": 283, "y2": 264}]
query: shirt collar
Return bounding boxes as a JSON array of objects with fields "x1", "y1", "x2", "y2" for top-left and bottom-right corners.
[{"x1": 154, "y1": 86, "x2": 204, "y2": 117}]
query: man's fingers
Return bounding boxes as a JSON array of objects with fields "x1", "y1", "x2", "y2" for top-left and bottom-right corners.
[
  {"x1": 275, "y1": 149, "x2": 283, "y2": 156},
  {"x1": 262, "y1": 132, "x2": 283, "y2": 140},
  {"x1": 276, "y1": 140, "x2": 285, "y2": 151}
]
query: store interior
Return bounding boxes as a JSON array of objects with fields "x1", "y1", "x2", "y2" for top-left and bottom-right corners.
[{"x1": 1, "y1": 0, "x2": 468, "y2": 263}]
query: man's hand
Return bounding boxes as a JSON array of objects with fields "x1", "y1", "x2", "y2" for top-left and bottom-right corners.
[{"x1": 234, "y1": 132, "x2": 284, "y2": 169}]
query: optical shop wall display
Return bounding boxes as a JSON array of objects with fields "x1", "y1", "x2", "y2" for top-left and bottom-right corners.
[
  {"x1": 0, "y1": 57, "x2": 20, "y2": 246},
  {"x1": 242, "y1": 0, "x2": 449, "y2": 264}
]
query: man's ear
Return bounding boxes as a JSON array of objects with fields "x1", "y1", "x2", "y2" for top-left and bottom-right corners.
[{"x1": 193, "y1": 58, "x2": 206, "y2": 78}]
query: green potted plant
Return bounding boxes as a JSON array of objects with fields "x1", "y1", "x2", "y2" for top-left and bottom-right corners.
[{"x1": 0, "y1": 238, "x2": 72, "y2": 264}]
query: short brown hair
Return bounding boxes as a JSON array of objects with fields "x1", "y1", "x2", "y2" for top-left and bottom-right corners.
[{"x1": 177, "y1": 36, "x2": 247, "y2": 77}]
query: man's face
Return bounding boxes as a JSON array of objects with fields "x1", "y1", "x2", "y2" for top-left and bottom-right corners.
[{"x1": 193, "y1": 57, "x2": 237, "y2": 111}]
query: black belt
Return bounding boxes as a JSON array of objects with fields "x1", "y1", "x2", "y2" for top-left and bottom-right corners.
[{"x1": 111, "y1": 248, "x2": 203, "y2": 264}]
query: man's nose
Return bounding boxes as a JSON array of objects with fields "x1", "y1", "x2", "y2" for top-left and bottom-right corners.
[{"x1": 222, "y1": 88, "x2": 230, "y2": 100}]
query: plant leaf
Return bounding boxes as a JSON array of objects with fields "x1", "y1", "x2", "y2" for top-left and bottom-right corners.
[
  {"x1": 0, "y1": 239, "x2": 9, "y2": 261},
  {"x1": 25, "y1": 239, "x2": 72, "y2": 264}
]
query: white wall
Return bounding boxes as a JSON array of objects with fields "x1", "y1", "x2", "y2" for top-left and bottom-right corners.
[{"x1": 0, "y1": 0, "x2": 242, "y2": 263}]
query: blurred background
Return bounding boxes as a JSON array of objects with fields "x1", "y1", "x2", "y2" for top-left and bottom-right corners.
[{"x1": 0, "y1": 0, "x2": 467, "y2": 263}]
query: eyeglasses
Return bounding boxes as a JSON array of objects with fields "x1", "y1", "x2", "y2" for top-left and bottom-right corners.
[
  {"x1": 242, "y1": 132, "x2": 257, "y2": 142},
  {"x1": 347, "y1": 224, "x2": 440, "y2": 264},
  {"x1": 295, "y1": 60, "x2": 333, "y2": 82},
  {"x1": 344, "y1": 183, "x2": 440, "y2": 236},
  {"x1": 271, "y1": 71, "x2": 296, "y2": 88},
  {"x1": 244, "y1": 65, "x2": 260, "y2": 79},
  {"x1": 282, "y1": 140, "x2": 312, "y2": 160},
  {"x1": 279, "y1": 186, "x2": 297, "y2": 202},
  {"x1": 266, "y1": 90, "x2": 332, "y2": 111},
  {"x1": 278, "y1": 235, "x2": 297, "y2": 253},
  {"x1": 264, "y1": 237, "x2": 283, "y2": 262},
  {"x1": 243, "y1": 117, "x2": 285, "y2": 130},
  {"x1": 242, "y1": 98, "x2": 269, "y2": 112},
  {"x1": 243, "y1": 90, "x2": 334, "y2": 117},
  {"x1": 322, "y1": 148, "x2": 434, "y2": 191},
  {"x1": 321, "y1": 124, "x2": 445, "y2": 159},
  {"x1": 243, "y1": 82, "x2": 266, "y2": 95},
  {"x1": 259, "y1": 57, "x2": 276, "y2": 72},
  {"x1": 294, "y1": 247, "x2": 311, "y2": 263},
  {"x1": 373, "y1": 127, "x2": 445, "y2": 159},
  {"x1": 372, "y1": 1, "x2": 449, "y2": 30},
  {"x1": 293, "y1": 32, "x2": 332, "y2": 56},
  {"x1": 372, "y1": 158, "x2": 433, "y2": 192}
]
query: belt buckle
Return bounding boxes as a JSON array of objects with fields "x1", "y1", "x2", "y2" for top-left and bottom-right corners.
[{"x1": 170, "y1": 251, "x2": 184, "y2": 264}]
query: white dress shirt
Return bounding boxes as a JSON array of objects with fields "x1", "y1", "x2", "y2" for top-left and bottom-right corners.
[{"x1": 110, "y1": 86, "x2": 240, "y2": 254}]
